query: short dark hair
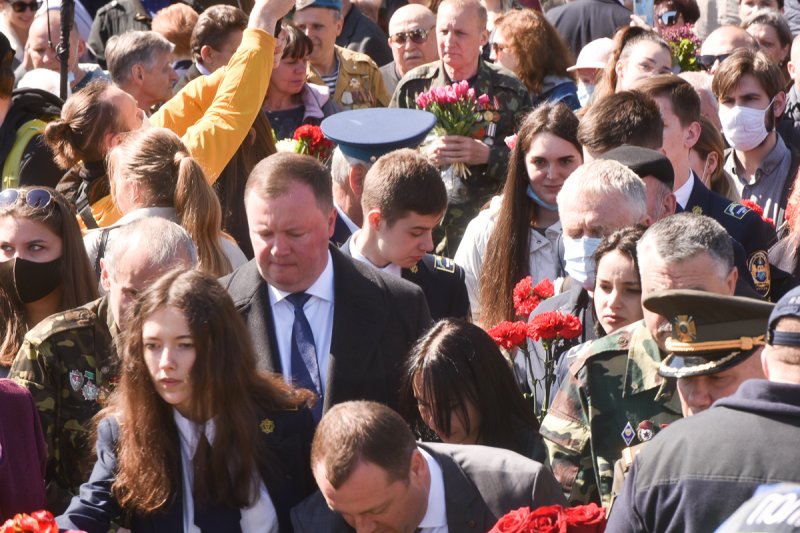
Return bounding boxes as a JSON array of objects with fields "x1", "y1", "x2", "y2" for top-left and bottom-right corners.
[
  {"x1": 636, "y1": 74, "x2": 701, "y2": 127},
  {"x1": 360, "y1": 149, "x2": 447, "y2": 227},
  {"x1": 311, "y1": 401, "x2": 417, "y2": 489},
  {"x1": 712, "y1": 47, "x2": 785, "y2": 101},
  {"x1": 245, "y1": 152, "x2": 334, "y2": 212},
  {"x1": 191, "y1": 5, "x2": 248, "y2": 64},
  {"x1": 578, "y1": 91, "x2": 664, "y2": 155},
  {"x1": 656, "y1": 0, "x2": 700, "y2": 23},
  {"x1": 400, "y1": 319, "x2": 541, "y2": 454}
]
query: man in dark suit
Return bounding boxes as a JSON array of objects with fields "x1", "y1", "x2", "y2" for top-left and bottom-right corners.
[
  {"x1": 340, "y1": 148, "x2": 470, "y2": 321},
  {"x1": 220, "y1": 152, "x2": 432, "y2": 420},
  {"x1": 291, "y1": 401, "x2": 566, "y2": 532}
]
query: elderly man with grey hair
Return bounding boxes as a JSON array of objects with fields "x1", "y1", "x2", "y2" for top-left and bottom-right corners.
[
  {"x1": 330, "y1": 147, "x2": 372, "y2": 246},
  {"x1": 8, "y1": 217, "x2": 196, "y2": 512},
  {"x1": 105, "y1": 30, "x2": 179, "y2": 112},
  {"x1": 540, "y1": 212, "x2": 742, "y2": 508}
]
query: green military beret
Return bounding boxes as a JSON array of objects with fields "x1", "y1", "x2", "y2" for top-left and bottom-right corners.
[{"x1": 642, "y1": 289, "x2": 774, "y2": 379}]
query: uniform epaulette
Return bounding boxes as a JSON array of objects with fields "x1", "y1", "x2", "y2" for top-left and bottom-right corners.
[{"x1": 26, "y1": 308, "x2": 97, "y2": 343}]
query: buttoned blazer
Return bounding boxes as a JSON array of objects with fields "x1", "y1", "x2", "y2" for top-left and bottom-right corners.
[{"x1": 219, "y1": 245, "x2": 433, "y2": 413}]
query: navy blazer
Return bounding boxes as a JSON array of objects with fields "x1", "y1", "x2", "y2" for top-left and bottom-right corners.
[{"x1": 57, "y1": 407, "x2": 316, "y2": 533}]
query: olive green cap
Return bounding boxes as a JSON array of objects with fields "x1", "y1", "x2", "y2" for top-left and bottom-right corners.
[{"x1": 642, "y1": 289, "x2": 774, "y2": 379}]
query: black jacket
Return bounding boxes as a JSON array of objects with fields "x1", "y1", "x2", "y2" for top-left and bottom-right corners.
[
  {"x1": 545, "y1": 0, "x2": 632, "y2": 57},
  {"x1": 607, "y1": 379, "x2": 800, "y2": 533},
  {"x1": 336, "y1": 4, "x2": 392, "y2": 67}
]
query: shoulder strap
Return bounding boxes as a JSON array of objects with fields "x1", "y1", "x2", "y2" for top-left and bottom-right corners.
[{"x1": 75, "y1": 179, "x2": 99, "y2": 230}]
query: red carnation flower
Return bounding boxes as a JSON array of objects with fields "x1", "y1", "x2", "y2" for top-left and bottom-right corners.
[
  {"x1": 487, "y1": 321, "x2": 531, "y2": 350},
  {"x1": 513, "y1": 277, "x2": 554, "y2": 318},
  {"x1": 529, "y1": 311, "x2": 582, "y2": 342},
  {"x1": 740, "y1": 199, "x2": 775, "y2": 228}
]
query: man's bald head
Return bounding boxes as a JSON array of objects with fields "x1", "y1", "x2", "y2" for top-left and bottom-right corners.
[
  {"x1": 437, "y1": 0, "x2": 487, "y2": 30},
  {"x1": 389, "y1": 4, "x2": 435, "y2": 35},
  {"x1": 701, "y1": 25, "x2": 758, "y2": 56},
  {"x1": 27, "y1": 12, "x2": 82, "y2": 74}
]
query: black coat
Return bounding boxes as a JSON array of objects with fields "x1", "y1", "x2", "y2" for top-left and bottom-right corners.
[
  {"x1": 545, "y1": 0, "x2": 632, "y2": 57},
  {"x1": 57, "y1": 408, "x2": 316, "y2": 532},
  {"x1": 336, "y1": 5, "x2": 393, "y2": 67},
  {"x1": 219, "y1": 247, "x2": 433, "y2": 412}
]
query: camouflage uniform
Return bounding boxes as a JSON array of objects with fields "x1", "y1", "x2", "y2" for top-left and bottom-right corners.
[
  {"x1": 390, "y1": 59, "x2": 532, "y2": 255},
  {"x1": 8, "y1": 296, "x2": 119, "y2": 512},
  {"x1": 539, "y1": 320, "x2": 683, "y2": 508}
]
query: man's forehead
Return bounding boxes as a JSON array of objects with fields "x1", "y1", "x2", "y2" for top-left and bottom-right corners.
[{"x1": 390, "y1": 14, "x2": 428, "y2": 32}]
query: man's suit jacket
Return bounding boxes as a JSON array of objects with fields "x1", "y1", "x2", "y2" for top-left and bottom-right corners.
[
  {"x1": 219, "y1": 246, "x2": 433, "y2": 413},
  {"x1": 290, "y1": 442, "x2": 567, "y2": 532}
]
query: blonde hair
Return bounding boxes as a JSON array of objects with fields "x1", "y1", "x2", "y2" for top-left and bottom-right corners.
[{"x1": 108, "y1": 128, "x2": 232, "y2": 276}]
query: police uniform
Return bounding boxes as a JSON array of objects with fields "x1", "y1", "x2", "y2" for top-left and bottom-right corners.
[
  {"x1": 682, "y1": 173, "x2": 777, "y2": 298},
  {"x1": 390, "y1": 58, "x2": 533, "y2": 255},
  {"x1": 539, "y1": 320, "x2": 683, "y2": 507},
  {"x1": 608, "y1": 289, "x2": 774, "y2": 510},
  {"x1": 8, "y1": 296, "x2": 119, "y2": 513}
]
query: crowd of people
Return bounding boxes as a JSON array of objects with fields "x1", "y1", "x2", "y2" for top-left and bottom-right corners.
[{"x1": 2, "y1": 0, "x2": 800, "y2": 530}]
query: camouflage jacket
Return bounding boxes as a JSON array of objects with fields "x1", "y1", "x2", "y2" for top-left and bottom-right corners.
[
  {"x1": 390, "y1": 58, "x2": 532, "y2": 201},
  {"x1": 539, "y1": 320, "x2": 683, "y2": 508},
  {"x1": 307, "y1": 46, "x2": 391, "y2": 110},
  {"x1": 9, "y1": 296, "x2": 119, "y2": 510}
]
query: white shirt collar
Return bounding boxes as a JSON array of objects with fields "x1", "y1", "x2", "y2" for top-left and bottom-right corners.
[
  {"x1": 335, "y1": 204, "x2": 361, "y2": 234},
  {"x1": 418, "y1": 448, "x2": 447, "y2": 530},
  {"x1": 268, "y1": 250, "x2": 335, "y2": 305},
  {"x1": 196, "y1": 62, "x2": 212, "y2": 76},
  {"x1": 347, "y1": 230, "x2": 403, "y2": 277},
  {"x1": 673, "y1": 171, "x2": 695, "y2": 209},
  {"x1": 173, "y1": 409, "x2": 215, "y2": 458}
]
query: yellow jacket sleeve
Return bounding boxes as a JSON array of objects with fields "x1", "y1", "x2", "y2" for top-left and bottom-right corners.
[{"x1": 151, "y1": 28, "x2": 275, "y2": 184}]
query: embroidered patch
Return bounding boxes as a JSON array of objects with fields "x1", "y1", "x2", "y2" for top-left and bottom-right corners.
[
  {"x1": 434, "y1": 255, "x2": 455, "y2": 273},
  {"x1": 724, "y1": 203, "x2": 750, "y2": 220},
  {"x1": 748, "y1": 250, "x2": 771, "y2": 297}
]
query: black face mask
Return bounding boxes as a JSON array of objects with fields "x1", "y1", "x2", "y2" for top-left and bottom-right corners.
[{"x1": 0, "y1": 256, "x2": 63, "y2": 303}]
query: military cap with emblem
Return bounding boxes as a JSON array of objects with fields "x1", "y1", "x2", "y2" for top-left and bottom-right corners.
[
  {"x1": 599, "y1": 145, "x2": 675, "y2": 189},
  {"x1": 643, "y1": 289, "x2": 774, "y2": 378},
  {"x1": 766, "y1": 285, "x2": 800, "y2": 347},
  {"x1": 296, "y1": 0, "x2": 341, "y2": 10},
  {"x1": 321, "y1": 108, "x2": 436, "y2": 163}
]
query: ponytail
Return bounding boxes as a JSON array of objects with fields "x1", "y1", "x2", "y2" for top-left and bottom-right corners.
[{"x1": 173, "y1": 151, "x2": 233, "y2": 277}]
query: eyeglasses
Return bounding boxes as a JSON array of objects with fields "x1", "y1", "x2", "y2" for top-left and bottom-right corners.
[
  {"x1": 390, "y1": 28, "x2": 431, "y2": 46},
  {"x1": 658, "y1": 10, "x2": 679, "y2": 26},
  {"x1": 0, "y1": 188, "x2": 54, "y2": 209},
  {"x1": 697, "y1": 53, "x2": 732, "y2": 71},
  {"x1": 10, "y1": 0, "x2": 42, "y2": 12}
]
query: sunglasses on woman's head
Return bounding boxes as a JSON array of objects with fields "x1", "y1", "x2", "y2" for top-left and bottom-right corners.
[
  {"x1": 390, "y1": 28, "x2": 431, "y2": 45},
  {"x1": 659, "y1": 10, "x2": 679, "y2": 26},
  {"x1": 10, "y1": 0, "x2": 42, "y2": 12},
  {"x1": 0, "y1": 188, "x2": 54, "y2": 209}
]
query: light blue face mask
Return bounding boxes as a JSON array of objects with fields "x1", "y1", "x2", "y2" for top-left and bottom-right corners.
[
  {"x1": 562, "y1": 235, "x2": 603, "y2": 289},
  {"x1": 577, "y1": 83, "x2": 594, "y2": 108},
  {"x1": 526, "y1": 184, "x2": 558, "y2": 211}
]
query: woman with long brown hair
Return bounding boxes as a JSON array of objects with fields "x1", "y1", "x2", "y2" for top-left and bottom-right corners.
[
  {"x1": 0, "y1": 186, "x2": 97, "y2": 375},
  {"x1": 84, "y1": 127, "x2": 246, "y2": 278},
  {"x1": 57, "y1": 269, "x2": 316, "y2": 532},
  {"x1": 491, "y1": 9, "x2": 579, "y2": 110},
  {"x1": 455, "y1": 103, "x2": 582, "y2": 327}
]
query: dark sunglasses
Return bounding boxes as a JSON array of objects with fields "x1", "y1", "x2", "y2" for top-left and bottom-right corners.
[
  {"x1": 390, "y1": 28, "x2": 431, "y2": 45},
  {"x1": 697, "y1": 53, "x2": 732, "y2": 71},
  {"x1": 0, "y1": 188, "x2": 54, "y2": 209},
  {"x1": 658, "y1": 10, "x2": 678, "y2": 26},
  {"x1": 10, "y1": 0, "x2": 42, "y2": 12}
]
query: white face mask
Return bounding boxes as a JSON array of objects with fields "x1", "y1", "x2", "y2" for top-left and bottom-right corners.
[
  {"x1": 577, "y1": 83, "x2": 594, "y2": 107},
  {"x1": 563, "y1": 235, "x2": 603, "y2": 289},
  {"x1": 718, "y1": 98, "x2": 774, "y2": 152}
]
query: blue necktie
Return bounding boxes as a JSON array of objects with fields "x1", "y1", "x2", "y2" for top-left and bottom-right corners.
[{"x1": 286, "y1": 292, "x2": 323, "y2": 421}]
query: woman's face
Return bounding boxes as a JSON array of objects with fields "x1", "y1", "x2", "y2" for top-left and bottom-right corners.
[
  {"x1": 491, "y1": 28, "x2": 520, "y2": 76},
  {"x1": 747, "y1": 24, "x2": 789, "y2": 67},
  {"x1": 524, "y1": 131, "x2": 582, "y2": 206},
  {"x1": 413, "y1": 376, "x2": 481, "y2": 445},
  {"x1": 143, "y1": 305, "x2": 196, "y2": 418},
  {"x1": 0, "y1": 215, "x2": 62, "y2": 263},
  {"x1": 593, "y1": 249, "x2": 643, "y2": 335},
  {"x1": 615, "y1": 41, "x2": 673, "y2": 91},
  {"x1": 3, "y1": 0, "x2": 37, "y2": 34},
  {"x1": 269, "y1": 54, "x2": 309, "y2": 97}
]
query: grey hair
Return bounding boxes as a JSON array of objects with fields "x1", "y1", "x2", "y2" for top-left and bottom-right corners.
[
  {"x1": 106, "y1": 31, "x2": 175, "y2": 85},
  {"x1": 104, "y1": 217, "x2": 198, "y2": 278},
  {"x1": 636, "y1": 212, "x2": 734, "y2": 277},
  {"x1": 557, "y1": 159, "x2": 648, "y2": 222},
  {"x1": 330, "y1": 146, "x2": 372, "y2": 186}
]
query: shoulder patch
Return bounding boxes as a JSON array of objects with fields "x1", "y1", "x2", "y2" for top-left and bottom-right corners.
[
  {"x1": 724, "y1": 202, "x2": 750, "y2": 220},
  {"x1": 26, "y1": 308, "x2": 97, "y2": 342},
  {"x1": 747, "y1": 250, "x2": 771, "y2": 297},
  {"x1": 433, "y1": 255, "x2": 455, "y2": 273}
]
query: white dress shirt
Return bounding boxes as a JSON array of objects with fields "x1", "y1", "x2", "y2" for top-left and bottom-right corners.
[
  {"x1": 417, "y1": 448, "x2": 448, "y2": 533},
  {"x1": 346, "y1": 230, "x2": 403, "y2": 277},
  {"x1": 673, "y1": 172, "x2": 695, "y2": 210},
  {"x1": 173, "y1": 410, "x2": 278, "y2": 533},
  {"x1": 267, "y1": 251, "x2": 335, "y2": 394}
]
